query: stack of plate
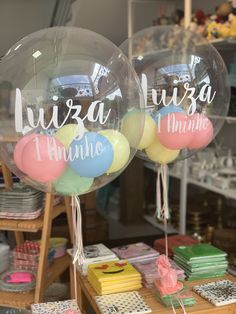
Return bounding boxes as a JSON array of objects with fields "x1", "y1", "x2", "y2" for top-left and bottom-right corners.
[
  {"x1": 173, "y1": 243, "x2": 228, "y2": 281},
  {"x1": 0, "y1": 183, "x2": 44, "y2": 219}
]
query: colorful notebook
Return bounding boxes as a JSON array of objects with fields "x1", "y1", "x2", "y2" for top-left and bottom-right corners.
[
  {"x1": 95, "y1": 291, "x2": 151, "y2": 314},
  {"x1": 173, "y1": 244, "x2": 227, "y2": 262},
  {"x1": 112, "y1": 242, "x2": 159, "y2": 262},
  {"x1": 88, "y1": 260, "x2": 141, "y2": 282},
  {"x1": 193, "y1": 280, "x2": 236, "y2": 306}
]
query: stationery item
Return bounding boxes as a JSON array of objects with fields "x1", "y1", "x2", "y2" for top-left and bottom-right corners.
[
  {"x1": 88, "y1": 260, "x2": 142, "y2": 295},
  {"x1": 154, "y1": 235, "x2": 198, "y2": 257},
  {"x1": 173, "y1": 243, "x2": 228, "y2": 280},
  {"x1": 31, "y1": 299, "x2": 81, "y2": 313},
  {"x1": 0, "y1": 270, "x2": 36, "y2": 292},
  {"x1": 112, "y1": 242, "x2": 159, "y2": 263},
  {"x1": 95, "y1": 291, "x2": 152, "y2": 314},
  {"x1": 193, "y1": 280, "x2": 236, "y2": 306},
  {"x1": 68, "y1": 243, "x2": 119, "y2": 275},
  {"x1": 173, "y1": 243, "x2": 227, "y2": 261}
]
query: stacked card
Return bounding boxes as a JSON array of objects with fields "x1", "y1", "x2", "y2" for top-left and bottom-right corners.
[
  {"x1": 153, "y1": 282, "x2": 196, "y2": 307},
  {"x1": 0, "y1": 183, "x2": 44, "y2": 219},
  {"x1": 173, "y1": 243, "x2": 228, "y2": 281},
  {"x1": 88, "y1": 260, "x2": 142, "y2": 295},
  {"x1": 193, "y1": 279, "x2": 236, "y2": 306},
  {"x1": 95, "y1": 291, "x2": 151, "y2": 314},
  {"x1": 133, "y1": 257, "x2": 185, "y2": 288},
  {"x1": 112, "y1": 242, "x2": 159, "y2": 263},
  {"x1": 154, "y1": 235, "x2": 198, "y2": 257},
  {"x1": 68, "y1": 243, "x2": 119, "y2": 275},
  {"x1": 32, "y1": 299, "x2": 81, "y2": 313}
]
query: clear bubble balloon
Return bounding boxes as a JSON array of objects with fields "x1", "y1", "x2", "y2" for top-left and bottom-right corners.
[
  {"x1": 120, "y1": 25, "x2": 230, "y2": 164},
  {"x1": 0, "y1": 27, "x2": 144, "y2": 194}
]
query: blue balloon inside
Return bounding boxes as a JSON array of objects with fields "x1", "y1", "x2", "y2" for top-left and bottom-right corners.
[
  {"x1": 152, "y1": 105, "x2": 184, "y2": 123},
  {"x1": 69, "y1": 132, "x2": 114, "y2": 178}
]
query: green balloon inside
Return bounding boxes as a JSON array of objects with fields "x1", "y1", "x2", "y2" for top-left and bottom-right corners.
[{"x1": 54, "y1": 167, "x2": 94, "y2": 196}]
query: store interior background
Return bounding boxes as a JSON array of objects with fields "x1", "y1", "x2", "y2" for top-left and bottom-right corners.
[{"x1": 0, "y1": 0, "x2": 236, "y2": 248}]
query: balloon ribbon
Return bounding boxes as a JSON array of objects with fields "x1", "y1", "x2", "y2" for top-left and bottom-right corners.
[
  {"x1": 71, "y1": 195, "x2": 85, "y2": 305},
  {"x1": 155, "y1": 165, "x2": 187, "y2": 314}
]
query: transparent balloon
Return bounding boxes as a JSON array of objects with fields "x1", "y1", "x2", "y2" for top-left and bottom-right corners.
[
  {"x1": 0, "y1": 27, "x2": 144, "y2": 195},
  {"x1": 120, "y1": 25, "x2": 230, "y2": 165}
]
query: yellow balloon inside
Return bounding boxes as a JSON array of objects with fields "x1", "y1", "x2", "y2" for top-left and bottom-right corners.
[
  {"x1": 121, "y1": 110, "x2": 145, "y2": 148},
  {"x1": 138, "y1": 114, "x2": 157, "y2": 150},
  {"x1": 55, "y1": 124, "x2": 85, "y2": 150},
  {"x1": 99, "y1": 129, "x2": 130, "y2": 174},
  {"x1": 145, "y1": 137, "x2": 180, "y2": 164}
]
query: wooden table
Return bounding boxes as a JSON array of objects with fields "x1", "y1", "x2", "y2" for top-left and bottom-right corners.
[{"x1": 70, "y1": 265, "x2": 236, "y2": 314}]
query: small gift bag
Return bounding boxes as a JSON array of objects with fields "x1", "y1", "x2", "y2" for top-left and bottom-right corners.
[{"x1": 31, "y1": 299, "x2": 81, "y2": 314}]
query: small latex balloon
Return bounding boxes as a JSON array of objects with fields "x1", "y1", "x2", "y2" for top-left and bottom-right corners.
[
  {"x1": 21, "y1": 135, "x2": 67, "y2": 183},
  {"x1": 157, "y1": 113, "x2": 193, "y2": 150},
  {"x1": 145, "y1": 137, "x2": 179, "y2": 164},
  {"x1": 138, "y1": 114, "x2": 156, "y2": 149},
  {"x1": 13, "y1": 134, "x2": 38, "y2": 172},
  {"x1": 54, "y1": 167, "x2": 93, "y2": 196},
  {"x1": 188, "y1": 114, "x2": 214, "y2": 149},
  {"x1": 99, "y1": 129, "x2": 130, "y2": 173},
  {"x1": 121, "y1": 109, "x2": 145, "y2": 148},
  {"x1": 55, "y1": 124, "x2": 85, "y2": 150},
  {"x1": 152, "y1": 105, "x2": 184, "y2": 123},
  {"x1": 0, "y1": 27, "x2": 144, "y2": 194},
  {"x1": 69, "y1": 132, "x2": 114, "y2": 178}
]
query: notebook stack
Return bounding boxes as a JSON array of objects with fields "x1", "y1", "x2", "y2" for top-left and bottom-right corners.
[
  {"x1": 173, "y1": 243, "x2": 228, "y2": 281},
  {"x1": 88, "y1": 260, "x2": 142, "y2": 295},
  {"x1": 133, "y1": 257, "x2": 185, "y2": 288},
  {"x1": 112, "y1": 242, "x2": 159, "y2": 263},
  {"x1": 154, "y1": 235, "x2": 198, "y2": 257},
  {"x1": 68, "y1": 243, "x2": 119, "y2": 275},
  {"x1": 0, "y1": 183, "x2": 44, "y2": 220}
]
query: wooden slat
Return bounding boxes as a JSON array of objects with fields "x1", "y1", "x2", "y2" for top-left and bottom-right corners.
[{"x1": 74, "y1": 270, "x2": 236, "y2": 314}]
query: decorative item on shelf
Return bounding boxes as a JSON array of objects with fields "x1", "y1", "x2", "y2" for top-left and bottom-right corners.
[
  {"x1": 0, "y1": 270, "x2": 36, "y2": 292},
  {"x1": 48, "y1": 238, "x2": 67, "y2": 259},
  {"x1": 12, "y1": 241, "x2": 55, "y2": 271},
  {"x1": 0, "y1": 183, "x2": 44, "y2": 220},
  {"x1": 31, "y1": 299, "x2": 81, "y2": 314}
]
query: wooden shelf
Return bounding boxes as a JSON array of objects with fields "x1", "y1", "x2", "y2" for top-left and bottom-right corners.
[
  {"x1": 0, "y1": 255, "x2": 70, "y2": 309},
  {"x1": 0, "y1": 203, "x2": 66, "y2": 232}
]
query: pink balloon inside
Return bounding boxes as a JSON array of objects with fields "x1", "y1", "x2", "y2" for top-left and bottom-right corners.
[
  {"x1": 188, "y1": 113, "x2": 213, "y2": 149},
  {"x1": 21, "y1": 135, "x2": 67, "y2": 183},
  {"x1": 14, "y1": 134, "x2": 39, "y2": 173},
  {"x1": 157, "y1": 112, "x2": 193, "y2": 149}
]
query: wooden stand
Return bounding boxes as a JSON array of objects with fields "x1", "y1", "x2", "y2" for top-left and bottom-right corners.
[{"x1": 0, "y1": 161, "x2": 73, "y2": 309}]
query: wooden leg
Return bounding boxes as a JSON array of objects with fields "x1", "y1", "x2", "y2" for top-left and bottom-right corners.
[
  {"x1": 1, "y1": 162, "x2": 13, "y2": 188},
  {"x1": 14, "y1": 231, "x2": 24, "y2": 245},
  {"x1": 64, "y1": 196, "x2": 73, "y2": 244},
  {"x1": 34, "y1": 193, "x2": 54, "y2": 303}
]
